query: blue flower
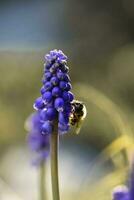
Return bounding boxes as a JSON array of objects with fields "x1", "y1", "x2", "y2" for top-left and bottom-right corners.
[
  {"x1": 33, "y1": 49, "x2": 74, "y2": 134},
  {"x1": 33, "y1": 97, "x2": 45, "y2": 110},
  {"x1": 112, "y1": 163, "x2": 134, "y2": 200},
  {"x1": 26, "y1": 112, "x2": 50, "y2": 165},
  {"x1": 41, "y1": 121, "x2": 53, "y2": 135},
  {"x1": 112, "y1": 185, "x2": 129, "y2": 200}
]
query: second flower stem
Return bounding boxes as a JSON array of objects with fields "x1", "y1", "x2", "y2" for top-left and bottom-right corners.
[
  {"x1": 39, "y1": 161, "x2": 46, "y2": 200},
  {"x1": 51, "y1": 122, "x2": 60, "y2": 200}
]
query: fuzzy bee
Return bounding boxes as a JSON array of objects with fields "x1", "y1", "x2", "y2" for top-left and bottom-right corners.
[{"x1": 69, "y1": 100, "x2": 87, "y2": 134}]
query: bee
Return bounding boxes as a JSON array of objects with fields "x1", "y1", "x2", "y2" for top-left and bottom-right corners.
[{"x1": 69, "y1": 100, "x2": 87, "y2": 134}]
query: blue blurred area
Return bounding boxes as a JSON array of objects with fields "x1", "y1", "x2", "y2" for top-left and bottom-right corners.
[{"x1": 0, "y1": 0, "x2": 70, "y2": 49}]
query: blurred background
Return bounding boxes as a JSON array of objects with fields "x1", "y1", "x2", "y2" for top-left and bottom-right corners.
[{"x1": 0, "y1": 0, "x2": 134, "y2": 199}]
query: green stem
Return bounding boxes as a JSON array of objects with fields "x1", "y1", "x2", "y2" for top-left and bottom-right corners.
[
  {"x1": 51, "y1": 122, "x2": 60, "y2": 200},
  {"x1": 39, "y1": 161, "x2": 46, "y2": 200}
]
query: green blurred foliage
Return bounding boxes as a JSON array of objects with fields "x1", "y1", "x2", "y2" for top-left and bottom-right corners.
[{"x1": 0, "y1": 45, "x2": 134, "y2": 151}]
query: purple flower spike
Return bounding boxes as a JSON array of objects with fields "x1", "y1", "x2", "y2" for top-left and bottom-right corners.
[
  {"x1": 58, "y1": 123, "x2": 70, "y2": 134},
  {"x1": 45, "y1": 62, "x2": 51, "y2": 70},
  {"x1": 40, "y1": 109, "x2": 47, "y2": 122},
  {"x1": 62, "y1": 65, "x2": 69, "y2": 73},
  {"x1": 42, "y1": 91, "x2": 52, "y2": 103},
  {"x1": 50, "y1": 64, "x2": 58, "y2": 73},
  {"x1": 62, "y1": 91, "x2": 74, "y2": 102},
  {"x1": 40, "y1": 86, "x2": 46, "y2": 95},
  {"x1": 33, "y1": 49, "x2": 75, "y2": 135},
  {"x1": 64, "y1": 74, "x2": 71, "y2": 82},
  {"x1": 57, "y1": 71, "x2": 65, "y2": 80},
  {"x1": 26, "y1": 112, "x2": 50, "y2": 165},
  {"x1": 54, "y1": 98, "x2": 65, "y2": 112},
  {"x1": 33, "y1": 97, "x2": 44, "y2": 110},
  {"x1": 59, "y1": 81, "x2": 68, "y2": 90},
  {"x1": 65, "y1": 82, "x2": 72, "y2": 91},
  {"x1": 59, "y1": 112, "x2": 69, "y2": 124},
  {"x1": 41, "y1": 121, "x2": 53, "y2": 135},
  {"x1": 50, "y1": 76, "x2": 59, "y2": 86},
  {"x1": 44, "y1": 81, "x2": 52, "y2": 91},
  {"x1": 46, "y1": 108, "x2": 57, "y2": 121},
  {"x1": 52, "y1": 87, "x2": 62, "y2": 97},
  {"x1": 44, "y1": 72, "x2": 52, "y2": 80}
]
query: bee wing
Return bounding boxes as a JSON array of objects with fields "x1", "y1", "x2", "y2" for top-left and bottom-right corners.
[
  {"x1": 75, "y1": 105, "x2": 87, "y2": 134},
  {"x1": 75, "y1": 119, "x2": 84, "y2": 134},
  {"x1": 83, "y1": 104, "x2": 87, "y2": 118},
  {"x1": 75, "y1": 126, "x2": 81, "y2": 134}
]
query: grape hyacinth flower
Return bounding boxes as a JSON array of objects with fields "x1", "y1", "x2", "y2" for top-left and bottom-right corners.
[
  {"x1": 25, "y1": 112, "x2": 50, "y2": 165},
  {"x1": 25, "y1": 111, "x2": 49, "y2": 200},
  {"x1": 33, "y1": 49, "x2": 75, "y2": 200},
  {"x1": 33, "y1": 49, "x2": 74, "y2": 136}
]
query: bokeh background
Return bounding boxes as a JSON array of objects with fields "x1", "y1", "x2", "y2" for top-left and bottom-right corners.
[{"x1": 0, "y1": 0, "x2": 134, "y2": 199}]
